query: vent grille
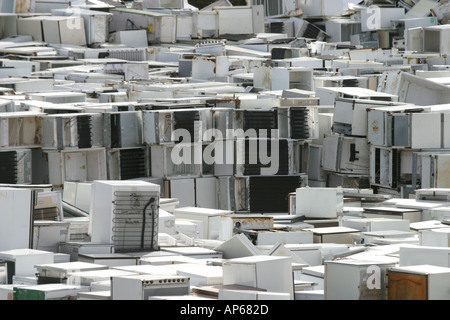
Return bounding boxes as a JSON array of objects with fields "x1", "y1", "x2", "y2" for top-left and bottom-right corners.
[
  {"x1": 77, "y1": 115, "x2": 92, "y2": 149},
  {"x1": 174, "y1": 111, "x2": 200, "y2": 143},
  {"x1": 0, "y1": 151, "x2": 17, "y2": 184},
  {"x1": 119, "y1": 148, "x2": 147, "y2": 180},
  {"x1": 243, "y1": 110, "x2": 278, "y2": 137},
  {"x1": 243, "y1": 139, "x2": 289, "y2": 175},
  {"x1": 112, "y1": 191, "x2": 159, "y2": 251},
  {"x1": 248, "y1": 175, "x2": 305, "y2": 213},
  {"x1": 290, "y1": 107, "x2": 310, "y2": 139}
]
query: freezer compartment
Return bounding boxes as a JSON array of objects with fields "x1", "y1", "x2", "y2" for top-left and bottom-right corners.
[{"x1": 222, "y1": 256, "x2": 294, "y2": 299}]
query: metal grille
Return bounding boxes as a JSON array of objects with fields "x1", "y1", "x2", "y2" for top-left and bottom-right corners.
[
  {"x1": 112, "y1": 191, "x2": 159, "y2": 251},
  {"x1": 0, "y1": 151, "x2": 17, "y2": 184},
  {"x1": 243, "y1": 110, "x2": 278, "y2": 137},
  {"x1": 248, "y1": 175, "x2": 305, "y2": 213},
  {"x1": 119, "y1": 148, "x2": 147, "y2": 180},
  {"x1": 173, "y1": 110, "x2": 200, "y2": 143},
  {"x1": 290, "y1": 107, "x2": 311, "y2": 139},
  {"x1": 243, "y1": 139, "x2": 289, "y2": 175},
  {"x1": 77, "y1": 115, "x2": 92, "y2": 149}
]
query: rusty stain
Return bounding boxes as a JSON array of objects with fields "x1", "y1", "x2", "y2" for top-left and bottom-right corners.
[
  {"x1": 371, "y1": 120, "x2": 379, "y2": 133},
  {"x1": 15, "y1": 0, "x2": 33, "y2": 13}
]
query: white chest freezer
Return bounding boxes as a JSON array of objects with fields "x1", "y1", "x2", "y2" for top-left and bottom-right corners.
[
  {"x1": 399, "y1": 245, "x2": 450, "y2": 268},
  {"x1": 222, "y1": 255, "x2": 294, "y2": 299},
  {"x1": 0, "y1": 249, "x2": 54, "y2": 285},
  {"x1": 111, "y1": 274, "x2": 190, "y2": 300},
  {"x1": 89, "y1": 180, "x2": 160, "y2": 252},
  {"x1": 420, "y1": 228, "x2": 450, "y2": 247},
  {"x1": 175, "y1": 264, "x2": 223, "y2": 287},
  {"x1": 173, "y1": 207, "x2": 233, "y2": 241},
  {"x1": 77, "y1": 253, "x2": 139, "y2": 267},
  {"x1": 58, "y1": 242, "x2": 114, "y2": 262},
  {"x1": 308, "y1": 226, "x2": 360, "y2": 244},
  {"x1": 325, "y1": 259, "x2": 396, "y2": 300},
  {"x1": 295, "y1": 187, "x2": 344, "y2": 219},
  {"x1": 13, "y1": 283, "x2": 90, "y2": 300},
  {"x1": 342, "y1": 217, "x2": 411, "y2": 232},
  {"x1": 33, "y1": 221, "x2": 70, "y2": 253},
  {"x1": 388, "y1": 264, "x2": 450, "y2": 300},
  {"x1": 362, "y1": 207, "x2": 422, "y2": 223},
  {"x1": 35, "y1": 262, "x2": 109, "y2": 284}
]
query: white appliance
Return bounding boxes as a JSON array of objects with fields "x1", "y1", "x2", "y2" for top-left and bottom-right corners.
[
  {"x1": 51, "y1": 8, "x2": 112, "y2": 46},
  {"x1": 324, "y1": 259, "x2": 396, "y2": 300},
  {"x1": 33, "y1": 221, "x2": 70, "y2": 253},
  {"x1": 35, "y1": 261, "x2": 109, "y2": 284},
  {"x1": 316, "y1": 87, "x2": 398, "y2": 106},
  {"x1": 222, "y1": 256, "x2": 294, "y2": 299},
  {"x1": 295, "y1": 187, "x2": 344, "y2": 218},
  {"x1": 89, "y1": 180, "x2": 160, "y2": 252},
  {"x1": 399, "y1": 245, "x2": 450, "y2": 268},
  {"x1": 172, "y1": 207, "x2": 233, "y2": 240},
  {"x1": 369, "y1": 145, "x2": 416, "y2": 189},
  {"x1": 111, "y1": 274, "x2": 190, "y2": 300},
  {"x1": 388, "y1": 265, "x2": 450, "y2": 300},
  {"x1": 418, "y1": 152, "x2": 450, "y2": 188},
  {"x1": 0, "y1": 149, "x2": 32, "y2": 184},
  {"x1": 103, "y1": 111, "x2": 143, "y2": 149},
  {"x1": 163, "y1": 178, "x2": 196, "y2": 207},
  {"x1": 235, "y1": 138, "x2": 299, "y2": 176},
  {"x1": 41, "y1": 16, "x2": 86, "y2": 46},
  {"x1": 332, "y1": 98, "x2": 401, "y2": 137},
  {"x1": 321, "y1": 134, "x2": 370, "y2": 175},
  {"x1": 150, "y1": 144, "x2": 202, "y2": 179},
  {"x1": 143, "y1": 108, "x2": 211, "y2": 145},
  {"x1": 58, "y1": 242, "x2": 115, "y2": 262},
  {"x1": 361, "y1": 7, "x2": 405, "y2": 32},
  {"x1": 362, "y1": 207, "x2": 421, "y2": 223},
  {"x1": 0, "y1": 111, "x2": 42, "y2": 148},
  {"x1": 44, "y1": 148, "x2": 107, "y2": 188},
  {"x1": 110, "y1": 8, "x2": 176, "y2": 44},
  {"x1": 77, "y1": 253, "x2": 139, "y2": 267},
  {"x1": 0, "y1": 249, "x2": 54, "y2": 284},
  {"x1": 234, "y1": 174, "x2": 308, "y2": 213},
  {"x1": 342, "y1": 218, "x2": 411, "y2": 232},
  {"x1": 106, "y1": 147, "x2": 150, "y2": 180},
  {"x1": 41, "y1": 113, "x2": 103, "y2": 150},
  {"x1": 13, "y1": 283, "x2": 89, "y2": 300},
  {"x1": 270, "y1": 67, "x2": 314, "y2": 92},
  {"x1": 308, "y1": 226, "x2": 360, "y2": 244},
  {"x1": 420, "y1": 229, "x2": 450, "y2": 247},
  {"x1": 0, "y1": 188, "x2": 35, "y2": 251}
]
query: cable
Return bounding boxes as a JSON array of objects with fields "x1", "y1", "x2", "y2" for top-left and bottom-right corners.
[{"x1": 142, "y1": 197, "x2": 156, "y2": 249}]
